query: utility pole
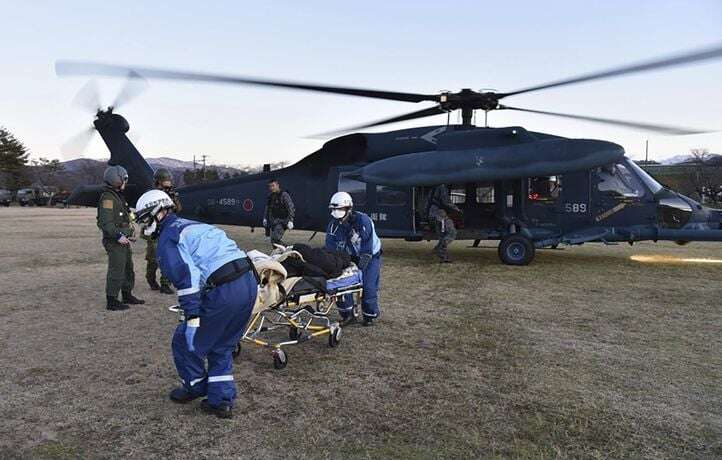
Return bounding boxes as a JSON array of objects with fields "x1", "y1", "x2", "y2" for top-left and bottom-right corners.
[
  {"x1": 645, "y1": 139, "x2": 649, "y2": 163},
  {"x1": 201, "y1": 154, "x2": 208, "y2": 182}
]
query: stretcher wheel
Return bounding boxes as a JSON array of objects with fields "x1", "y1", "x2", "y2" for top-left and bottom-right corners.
[
  {"x1": 273, "y1": 349, "x2": 288, "y2": 369},
  {"x1": 328, "y1": 325, "x2": 342, "y2": 348},
  {"x1": 232, "y1": 343, "x2": 242, "y2": 361},
  {"x1": 289, "y1": 327, "x2": 300, "y2": 340}
]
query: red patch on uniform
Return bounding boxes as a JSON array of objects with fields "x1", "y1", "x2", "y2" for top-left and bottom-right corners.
[{"x1": 242, "y1": 199, "x2": 254, "y2": 212}]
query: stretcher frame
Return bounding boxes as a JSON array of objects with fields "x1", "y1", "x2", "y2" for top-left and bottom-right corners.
[{"x1": 236, "y1": 281, "x2": 363, "y2": 369}]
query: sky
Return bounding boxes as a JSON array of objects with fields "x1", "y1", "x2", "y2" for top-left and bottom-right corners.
[{"x1": 1, "y1": 0, "x2": 721, "y2": 166}]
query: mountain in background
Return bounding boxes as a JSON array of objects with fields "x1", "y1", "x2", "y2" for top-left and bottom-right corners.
[
  {"x1": 22, "y1": 156, "x2": 290, "y2": 191},
  {"x1": 659, "y1": 153, "x2": 722, "y2": 165}
]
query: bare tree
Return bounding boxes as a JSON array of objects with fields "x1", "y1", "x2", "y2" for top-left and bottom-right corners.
[{"x1": 687, "y1": 148, "x2": 722, "y2": 205}]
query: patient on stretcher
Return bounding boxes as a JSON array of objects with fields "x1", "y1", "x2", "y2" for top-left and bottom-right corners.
[{"x1": 248, "y1": 245, "x2": 362, "y2": 314}]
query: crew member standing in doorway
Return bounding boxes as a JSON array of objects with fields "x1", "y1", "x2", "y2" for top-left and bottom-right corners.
[
  {"x1": 428, "y1": 184, "x2": 462, "y2": 263},
  {"x1": 263, "y1": 179, "x2": 295, "y2": 248}
]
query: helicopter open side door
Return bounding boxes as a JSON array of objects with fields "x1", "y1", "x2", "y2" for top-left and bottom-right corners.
[{"x1": 329, "y1": 167, "x2": 415, "y2": 238}]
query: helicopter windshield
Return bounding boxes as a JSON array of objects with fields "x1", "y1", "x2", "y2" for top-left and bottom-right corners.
[
  {"x1": 597, "y1": 162, "x2": 645, "y2": 198},
  {"x1": 625, "y1": 158, "x2": 663, "y2": 194}
]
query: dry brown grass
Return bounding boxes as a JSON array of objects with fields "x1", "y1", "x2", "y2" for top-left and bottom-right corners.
[{"x1": 0, "y1": 207, "x2": 720, "y2": 459}]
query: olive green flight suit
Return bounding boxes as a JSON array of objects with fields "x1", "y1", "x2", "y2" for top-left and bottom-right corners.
[
  {"x1": 97, "y1": 187, "x2": 135, "y2": 297},
  {"x1": 145, "y1": 189, "x2": 182, "y2": 287}
]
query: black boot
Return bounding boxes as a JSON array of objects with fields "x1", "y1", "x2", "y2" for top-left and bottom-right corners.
[
  {"x1": 200, "y1": 399, "x2": 233, "y2": 419},
  {"x1": 159, "y1": 284, "x2": 175, "y2": 295},
  {"x1": 122, "y1": 291, "x2": 145, "y2": 305},
  {"x1": 106, "y1": 296, "x2": 129, "y2": 311},
  {"x1": 147, "y1": 276, "x2": 160, "y2": 290},
  {"x1": 338, "y1": 315, "x2": 357, "y2": 327},
  {"x1": 169, "y1": 387, "x2": 201, "y2": 404}
]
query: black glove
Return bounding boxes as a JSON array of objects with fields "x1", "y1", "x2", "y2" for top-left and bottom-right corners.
[{"x1": 358, "y1": 253, "x2": 372, "y2": 271}]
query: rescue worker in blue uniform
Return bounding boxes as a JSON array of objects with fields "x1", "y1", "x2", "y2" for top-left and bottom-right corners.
[
  {"x1": 135, "y1": 190, "x2": 257, "y2": 419},
  {"x1": 325, "y1": 192, "x2": 382, "y2": 326}
]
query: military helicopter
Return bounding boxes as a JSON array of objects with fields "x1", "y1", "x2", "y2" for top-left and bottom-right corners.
[{"x1": 56, "y1": 43, "x2": 722, "y2": 265}]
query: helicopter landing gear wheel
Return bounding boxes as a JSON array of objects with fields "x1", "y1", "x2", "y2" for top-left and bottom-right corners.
[
  {"x1": 498, "y1": 234, "x2": 535, "y2": 266},
  {"x1": 328, "y1": 324, "x2": 342, "y2": 348},
  {"x1": 272, "y1": 348, "x2": 288, "y2": 370}
]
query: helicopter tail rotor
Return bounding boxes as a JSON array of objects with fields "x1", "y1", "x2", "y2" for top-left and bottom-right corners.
[
  {"x1": 60, "y1": 126, "x2": 96, "y2": 160},
  {"x1": 60, "y1": 72, "x2": 147, "y2": 159}
]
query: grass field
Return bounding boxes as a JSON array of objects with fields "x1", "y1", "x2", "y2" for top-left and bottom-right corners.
[{"x1": 0, "y1": 207, "x2": 720, "y2": 459}]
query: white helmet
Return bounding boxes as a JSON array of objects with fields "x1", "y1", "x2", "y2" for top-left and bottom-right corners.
[
  {"x1": 135, "y1": 189, "x2": 175, "y2": 236},
  {"x1": 329, "y1": 191, "x2": 353, "y2": 220},
  {"x1": 329, "y1": 191, "x2": 353, "y2": 209}
]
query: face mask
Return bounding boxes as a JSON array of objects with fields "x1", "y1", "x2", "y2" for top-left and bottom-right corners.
[
  {"x1": 143, "y1": 221, "x2": 157, "y2": 237},
  {"x1": 331, "y1": 209, "x2": 347, "y2": 220}
]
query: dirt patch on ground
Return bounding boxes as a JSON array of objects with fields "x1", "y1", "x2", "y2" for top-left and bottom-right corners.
[{"x1": 0, "y1": 207, "x2": 720, "y2": 459}]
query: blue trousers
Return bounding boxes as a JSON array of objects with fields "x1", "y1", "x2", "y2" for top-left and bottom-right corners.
[
  {"x1": 172, "y1": 272, "x2": 257, "y2": 407},
  {"x1": 338, "y1": 253, "x2": 382, "y2": 319}
]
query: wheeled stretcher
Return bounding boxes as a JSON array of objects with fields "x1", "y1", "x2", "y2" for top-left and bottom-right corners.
[
  {"x1": 234, "y1": 250, "x2": 363, "y2": 369},
  {"x1": 168, "y1": 249, "x2": 363, "y2": 369}
]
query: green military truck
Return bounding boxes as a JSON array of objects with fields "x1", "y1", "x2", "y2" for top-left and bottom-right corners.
[
  {"x1": 16, "y1": 186, "x2": 59, "y2": 206},
  {"x1": 0, "y1": 188, "x2": 11, "y2": 206}
]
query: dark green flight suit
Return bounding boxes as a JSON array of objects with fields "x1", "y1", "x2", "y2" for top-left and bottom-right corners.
[
  {"x1": 145, "y1": 189, "x2": 182, "y2": 288},
  {"x1": 97, "y1": 186, "x2": 135, "y2": 297}
]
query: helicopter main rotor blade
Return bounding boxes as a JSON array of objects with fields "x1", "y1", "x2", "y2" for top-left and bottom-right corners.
[
  {"x1": 500, "y1": 43, "x2": 722, "y2": 98},
  {"x1": 71, "y1": 79, "x2": 102, "y2": 113},
  {"x1": 311, "y1": 105, "x2": 448, "y2": 138},
  {"x1": 498, "y1": 105, "x2": 709, "y2": 135},
  {"x1": 55, "y1": 61, "x2": 437, "y2": 103},
  {"x1": 112, "y1": 70, "x2": 148, "y2": 109}
]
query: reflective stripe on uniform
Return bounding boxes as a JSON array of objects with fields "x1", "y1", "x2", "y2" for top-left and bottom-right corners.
[
  {"x1": 208, "y1": 375, "x2": 234, "y2": 383},
  {"x1": 189, "y1": 376, "x2": 206, "y2": 387},
  {"x1": 178, "y1": 287, "x2": 200, "y2": 296}
]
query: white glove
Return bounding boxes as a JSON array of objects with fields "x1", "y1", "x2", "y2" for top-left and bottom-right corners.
[
  {"x1": 262, "y1": 218, "x2": 268, "y2": 227},
  {"x1": 287, "y1": 221, "x2": 294, "y2": 230}
]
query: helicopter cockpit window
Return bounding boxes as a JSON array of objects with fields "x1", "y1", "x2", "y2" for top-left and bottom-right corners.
[
  {"x1": 597, "y1": 163, "x2": 645, "y2": 198},
  {"x1": 376, "y1": 185, "x2": 407, "y2": 206},
  {"x1": 338, "y1": 174, "x2": 367, "y2": 207},
  {"x1": 528, "y1": 176, "x2": 561, "y2": 201},
  {"x1": 476, "y1": 185, "x2": 495, "y2": 204}
]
